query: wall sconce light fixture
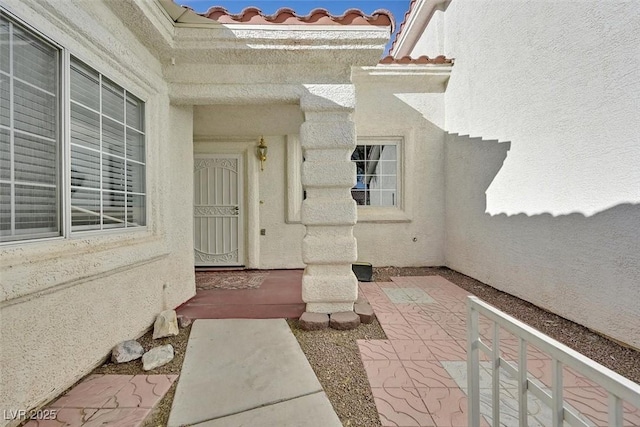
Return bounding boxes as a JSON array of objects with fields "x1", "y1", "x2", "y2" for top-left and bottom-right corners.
[{"x1": 257, "y1": 136, "x2": 268, "y2": 171}]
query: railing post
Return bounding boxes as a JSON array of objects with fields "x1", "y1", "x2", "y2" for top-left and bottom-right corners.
[
  {"x1": 551, "y1": 358, "x2": 564, "y2": 426},
  {"x1": 518, "y1": 338, "x2": 528, "y2": 426},
  {"x1": 465, "y1": 296, "x2": 640, "y2": 427},
  {"x1": 491, "y1": 323, "x2": 500, "y2": 427},
  {"x1": 608, "y1": 394, "x2": 623, "y2": 426},
  {"x1": 467, "y1": 297, "x2": 481, "y2": 427}
]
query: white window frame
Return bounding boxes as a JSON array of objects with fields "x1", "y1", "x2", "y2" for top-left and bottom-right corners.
[
  {"x1": 352, "y1": 137, "x2": 402, "y2": 208},
  {"x1": 0, "y1": 9, "x2": 147, "y2": 246},
  {"x1": 352, "y1": 136, "x2": 410, "y2": 223},
  {"x1": 68, "y1": 57, "x2": 147, "y2": 233},
  {"x1": 285, "y1": 135, "x2": 411, "y2": 224}
]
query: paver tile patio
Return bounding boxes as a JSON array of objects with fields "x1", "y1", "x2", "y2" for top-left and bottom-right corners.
[
  {"x1": 423, "y1": 340, "x2": 468, "y2": 361},
  {"x1": 356, "y1": 277, "x2": 630, "y2": 427},
  {"x1": 396, "y1": 304, "x2": 432, "y2": 320},
  {"x1": 400, "y1": 312, "x2": 437, "y2": 330},
  {"x1": 418, "y1": 387, "x2": 490, "y2": 427},
  {"x1": 391, "y1": 340, "x2": 435, "y2": 361},
  {"x1": 371, "y1": 301, "x2": 403, "y2": 314},
  {"x1": 383, "y1": 323, "x2": 423, "y2": 340},
  {"x1": 412, "y1": 323, "x2": 455, "y2": 341},
  {"x1": 371, "y1": 387, "x2": 435, "y2": 427},
  {"x1": 49, "y1": 375, "x2": 134, "y2": 409},
  {"x1": 358, "y1": 339, "x2": 399, "y2": 361},
  {"x1": 378, "y1": 311, "x2": 415, "y2": 325},
  {"x1": 420, "y1": 302, "x2": 460, "y2": 315},
  {"x1": 403, "y1": 360, "x2": 459, "y2": 389},
  {"x1": 25, "y1": 375, "x2": 177, "y2": 427},
  {"x1": 22, "y1": 409, "x2": 98, "y2": 427},
  {"x1": 82, "y1": 408, "x2": 151, "y2": 427},
  {"x1": 363, "y1": 360, "x2": 414, "y2": 388}
]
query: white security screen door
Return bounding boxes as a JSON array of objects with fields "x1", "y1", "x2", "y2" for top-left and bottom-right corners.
[{"x1": 193, "y1": 155, "x2": 244, "y2": 266}]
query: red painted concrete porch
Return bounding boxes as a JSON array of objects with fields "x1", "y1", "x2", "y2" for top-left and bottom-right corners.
[{"x1": 177, "y1": 269, "x2": 305, "y2": 319}]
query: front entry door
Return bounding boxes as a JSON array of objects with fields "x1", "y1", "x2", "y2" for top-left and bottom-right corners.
[{"x1": 193, "y1": 155, "x2": 244, "y2": 266}]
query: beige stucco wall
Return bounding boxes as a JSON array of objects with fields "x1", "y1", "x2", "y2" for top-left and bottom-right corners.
[
  {"x1": 412, "y1": 1, "x2": 640, "y2": 349},
  {"x1": 0, "y1": 1, "x2": 195, "y2": 420},
  {"x1": 353, "y1": 80, "x2": 446, "y2": 267},
  {"x1": 192, "y1": 83, "x2": 449, "y2": 270}
]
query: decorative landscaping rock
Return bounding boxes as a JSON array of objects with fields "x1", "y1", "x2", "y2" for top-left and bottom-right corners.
[
  {"x1": 111, "y1": 340, "x2": 144, "y2": 363},
  {"x1": 299, "y1": 312, "x2": 329, "y2": 331},
  {"x1": 142, "y1": 344, "x2": 174, "y2": 371},
  {"x1": 330, "y1": 311, "x2": 361, "y2": 330},
  {"x1": 153, "y1": 309, "x2": 179, "y2": 339},
  {"x1": 354, "y1": 303, "x2": 375, "y2": 324},
  {"x1": 177, "y1": 315, "x2": 192, "y2": 328}
]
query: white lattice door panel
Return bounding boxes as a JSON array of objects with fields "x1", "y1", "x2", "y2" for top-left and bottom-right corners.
[{"x1": 194, "y1": 155, "x2": 243, "y2": 266}]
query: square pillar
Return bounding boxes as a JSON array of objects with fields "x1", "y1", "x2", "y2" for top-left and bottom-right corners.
[{"x1": 300, "y1": 85, "x2": 358, "y2": 313}]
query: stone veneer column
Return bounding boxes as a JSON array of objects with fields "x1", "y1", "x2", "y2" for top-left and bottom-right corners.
[{"x1": 300, "y1": 85, "x2": 358, "y2": 313}]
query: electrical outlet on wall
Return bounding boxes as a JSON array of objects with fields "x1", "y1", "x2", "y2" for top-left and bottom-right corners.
[{"x1": 260, "y1": 229, "x2": 266, "y2": 236}]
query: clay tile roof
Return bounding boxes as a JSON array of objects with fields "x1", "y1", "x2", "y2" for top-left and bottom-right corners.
[
  {"x1": 195, "y1": 6, "x2": 394, "y2": 29},
  {"x1": 379, "y1": 55, "x2": 454, "y2": 65},
  {"x1": 389, "y1": 0, "x2": 417, "y2": 54}
]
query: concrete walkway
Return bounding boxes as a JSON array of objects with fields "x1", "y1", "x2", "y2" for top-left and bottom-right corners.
[{"x1": 167, "y1": 319, "x2": 341, "y2": 427}]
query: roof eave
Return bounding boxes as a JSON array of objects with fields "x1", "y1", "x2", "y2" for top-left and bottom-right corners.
[
  {"x1": 391, "y1": 0, "x2": 449, "y2": 58},
  {"x1": 355, "y1": 63, "x2": 452, "y2": 77},
  {"x1": 352, "y1": 64, "x2": 452, "y2": 90}
]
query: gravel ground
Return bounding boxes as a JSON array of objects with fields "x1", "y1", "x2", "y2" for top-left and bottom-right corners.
[{"x1": 288, "y1": 318, "x2": 387, "y2": 427}]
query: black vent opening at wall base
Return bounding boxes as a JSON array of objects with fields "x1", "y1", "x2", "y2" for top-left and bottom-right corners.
[{"x1": 352, "y1": 262, "x2": 373, "y2": 282}]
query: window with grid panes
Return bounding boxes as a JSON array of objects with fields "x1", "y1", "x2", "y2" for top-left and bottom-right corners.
[
  {"x1": 0, "y1": 12, "x2": 146, "y2": 243},
  {"x1": 350, "y1": 142, "x2": 399, "y2": 207},
  {"x1": 0, "y1": 15, "x2": 61, "y2": 242},
  {"x1": 70, "y1": 58, "x2": 146, "y2": 231}
]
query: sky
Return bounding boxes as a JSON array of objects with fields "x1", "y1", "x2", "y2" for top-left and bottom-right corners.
[{"x1": 178, "y1": 0, "x2": 411, "y2": 54}]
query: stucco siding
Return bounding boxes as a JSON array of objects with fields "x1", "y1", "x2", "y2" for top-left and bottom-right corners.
[
  {"x1": 418, "y1": 0, "x2": 640, "y2": 217},
  {"x1": 412, "y1": 1, "x2": 640, "y2": 348},
  {"x1": 354, "y1": 82, "x2": 446, "y2": 267},
  {"x1": 0, "y1": 1, "x2": 195, "y2": 419},
  {"x1": 444, "y1": 133, "x2": 640, "y2": 350}
]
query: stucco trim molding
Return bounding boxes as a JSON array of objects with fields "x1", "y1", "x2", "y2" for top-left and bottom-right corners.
[
  {"x1": 286, "y1": 135, "x2": 303, "y2": 224},
  {"x1": 0, "y1": 249, "x2": 170, "y2": 308},
  {"x1": 352, "y1": 64, "x2": 452, "y2": 93}
]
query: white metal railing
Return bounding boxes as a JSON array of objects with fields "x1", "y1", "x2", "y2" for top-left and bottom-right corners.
[{"x1": 467, "y1": 296, "x2": 640, "y2": 427}]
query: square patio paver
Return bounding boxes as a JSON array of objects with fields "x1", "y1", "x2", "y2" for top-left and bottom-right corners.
[
  {"x1": 382, "y1": 287, "x2": 436, "y2": 304},
  {"x1": 371, "y1": 387, "x2": 435, "y2": 427}
]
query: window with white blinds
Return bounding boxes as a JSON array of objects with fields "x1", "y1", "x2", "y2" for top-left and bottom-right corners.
[
  {"x1": 0, "y1": 15, "x2": 61, "y2": 242},
  {"x1": 0, "y1": 12, "x2": 146, "y2": 243},
  {"x1": 70, "y1": 58, "x2": 146, "y2": 231}
]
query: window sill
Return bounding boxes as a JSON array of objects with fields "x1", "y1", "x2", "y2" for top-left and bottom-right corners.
[{"x1": 356, "y1": 207, "x2": 412, "y2": 223}]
